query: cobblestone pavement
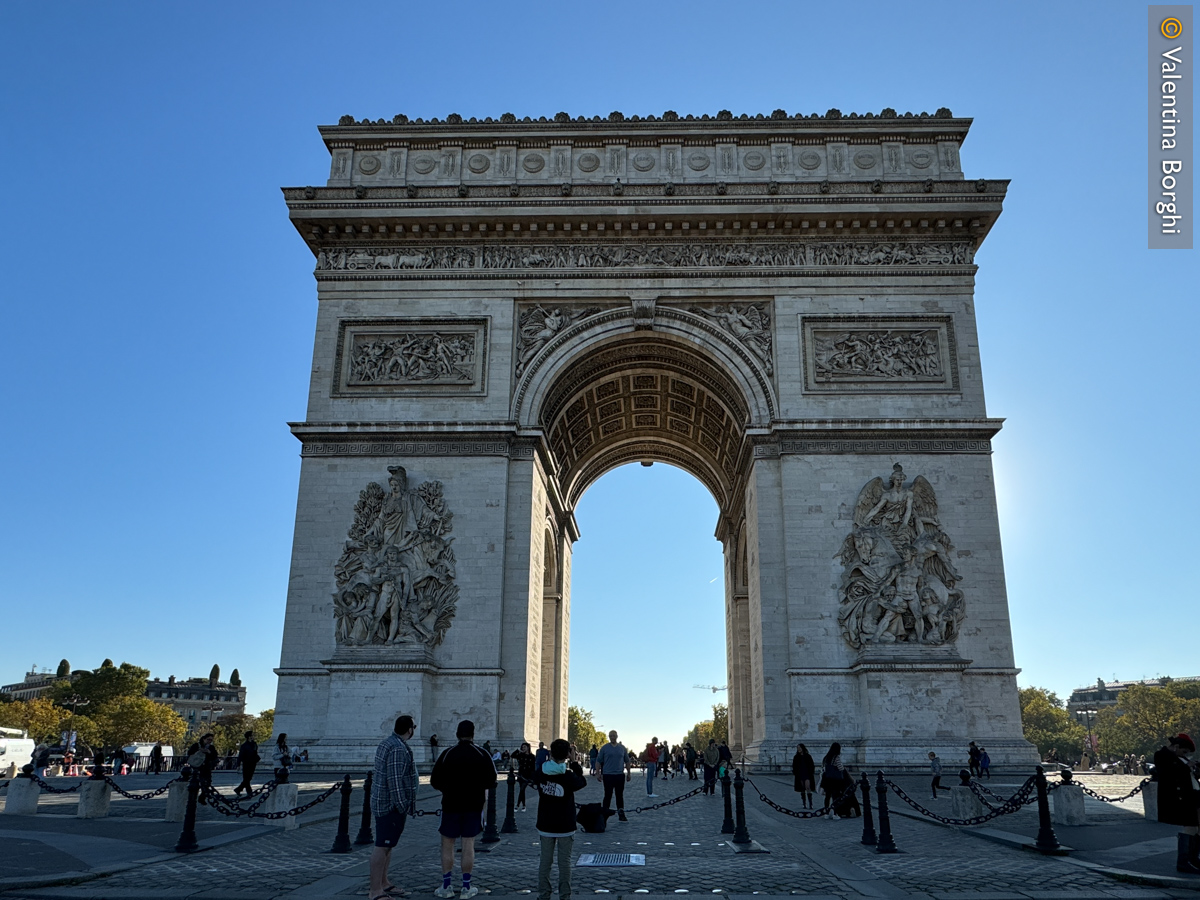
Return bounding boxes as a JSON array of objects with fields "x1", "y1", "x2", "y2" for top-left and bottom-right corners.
[{"x1": 5, "y1": 769, "x2": 1197, "y2": 900}]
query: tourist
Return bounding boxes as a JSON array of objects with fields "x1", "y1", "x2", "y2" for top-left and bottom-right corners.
[
  {"x1": 979, "y1": 747, "x2": 991, "y2": 779},
  {"x1": 929, "y1": 751, "x2": 943, "y2": 800},
  {"x1": 701, "y1": 739, "x2": 720, "y2": 795},
  {"x1": 967, "y1": 741, "x2": 982, "y2": 778},
  {"x1": 1154, "y1": 733, "x2": 1200, "y2": 874},
  {"x1": 534, "y1": 741, "x2": 550, "y2": 771},
  {"x1": 148, "y1": 741, "x2": 164, "y2": 776},
  {"x1": 369, "y1": 715, "x2": 418, "y2": 900},
  {"x1": 272, "y1": 733, "x2": 293, "y2": 782},
  {"x1": 187, "y1": 733, "x2": 219, "y2": 804},
  {"x1": 534, "y1": 738, "x2": 587, "y2": 900},
  {"x1": 596, "y1": 730, "x2": 631, "y2": 822},
  {"x1": 513, "y1": 741, "x2": 536, "y2": 812},
  {"x1": 820, "y1": 742, "x2": 847, "y2": 819},
  {"x1": 717, "y1": 739, "x2": 732, "y2": 776},
  {"x1": 588, "y1": 744, "x2": 598, "y2": 775},
  {"x1": 685, "y1": 743, "x2": 698, "y2": 780},
  {"x1": 792, "y1": 743, "x2": 815, "y2": 809},
  {"x1": 111, "y1": 746, "x2": 127, "y2": 776},
  {"x1": 234, "y1": 731, "x2": 259, "y2": 797},
  {"x1": 431, "y1": 720, "x2": 497, "y2": 899},
  {"x1": 643, "y1": 738, "x2": 660, "y2": 797}
]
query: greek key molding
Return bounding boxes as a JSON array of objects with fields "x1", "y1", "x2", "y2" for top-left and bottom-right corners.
[
  {"x1": 301, "y1": 440, "x2": 534, "y2": 459},
  {"x1": 779, "y1": 439, "x2": 992, "y2": 454}
]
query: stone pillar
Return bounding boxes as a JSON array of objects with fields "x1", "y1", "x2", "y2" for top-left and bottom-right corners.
[
  {"x1": 263, "y1": 782, "x2": 300, "y2": 829},
  {"x1": 2, "y1": 777, "x2": 40, "y2": 815},
  {"x1": 1050, "y1": 784, "x2": 1085, "y2": 826},
  {"x1": 1141, "y1": 781, "x2": 1158, "y2": 820},
  {"x1": 77, "y1": 780, "x2": 112, "y2": 818},
  {"x1": 950, "y1": 786, "x2": 984, "y2": 820},
  {"x1": 165, "y1": 780, "x2": 190, "y2": 822}
]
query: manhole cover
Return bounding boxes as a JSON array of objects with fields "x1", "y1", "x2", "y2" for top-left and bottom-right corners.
[{"x1": 577, "y1": 853, "x2": 646, "y2": 867}]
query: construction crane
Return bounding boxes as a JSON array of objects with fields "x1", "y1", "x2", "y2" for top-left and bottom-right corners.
[{"x1": 693, "y1": 684, "x2": 727, "y2": 693}]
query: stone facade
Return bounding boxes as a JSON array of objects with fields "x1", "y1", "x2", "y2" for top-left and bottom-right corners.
[{"x1": 274, "y1": 108, "x2": 1038, "y2": 770}]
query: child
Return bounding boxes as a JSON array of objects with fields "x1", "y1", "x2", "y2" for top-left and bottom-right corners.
[
  {"x1": 979, "y1": 747, "x2": 991, "y2": 779},
  {"x1": 535, "y1": 738, "x2": 587, "y2": 900},
  {"x1": 929, "y1": 751, "x2": 942, "y2": 799}
]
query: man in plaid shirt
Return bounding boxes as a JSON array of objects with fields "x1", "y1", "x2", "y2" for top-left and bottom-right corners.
[{"x1": 370, "y1": 715, "x2": 418, "y2": 900}]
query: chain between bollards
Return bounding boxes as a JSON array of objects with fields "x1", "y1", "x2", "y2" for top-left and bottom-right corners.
[
  {"x1": 720, "y1": 770, "x2": 734, "y2": 833},
  {"x1": 1034, "y1": 765, "x2": 1061, "y2": 853},
  {"x1": 174, "y1": 768, "x2": 200, "y2": 853},
  {"x1": 330, "y1": 774, "x2": 353, "y2": 853},
  {"x1": 501, "y1": 767, "x2": 518, "y2": 834},
  {"x1": 481, "y1": 779, "x2": 501, "y2": 843},
  {"x1": 354, "y1": 771, "x2": 374, "y2": 845},
  {"x1": 732, "y1": 769, "x2": 752, "y2": 844},
  {"x1": 874, "y1": 771, "x2": 897, "y2": 853},
  {"x1": 859, "y1": 772, "x2": 877, "y2": 845}
]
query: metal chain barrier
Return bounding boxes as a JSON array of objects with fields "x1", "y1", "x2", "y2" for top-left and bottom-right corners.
[
  {"x1": 1073, "y1": 779, "x2": 1149, "y2": 803},
  {"x1": 200, "y1": 781, "x2": 342, "y2": 819},
  {"x1": 884, "y1": 775, "x2": 1037, "y2": 826},
  {"x1": 513, "y1": 771, "x2": 703, "y2": 814},
  {"x1": 0, "y1": 780, "x2": 9, "y2": 790},
  {"x1": 29, "y1": 773, "x2": 84, "y2": 794},
  {"x1": 103, "y1": 775, "x2": 184, "y2": 800},
  {"x1": 744, "y1": 776, "x2": 858, "y2": 819},
  {"x1": 412, "y1": 806, "x2": 442, "y2": 817},
  {"x1": 966, "y1": 780, "x2": 1004, "y2": 811},
  {"x1": 235, "y1": 779, "x2": 276, "y2": 801}
]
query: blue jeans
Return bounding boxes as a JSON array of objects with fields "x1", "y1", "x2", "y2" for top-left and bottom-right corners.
[{"x1": 645, "y1": 762, "x2": 656, "y2": 792}]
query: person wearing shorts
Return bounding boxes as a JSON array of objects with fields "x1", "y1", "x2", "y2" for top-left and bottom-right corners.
[
  {"x1": 431, "y1": 720, "x2": 497, "y2": 899},
  {"x1": 370, "y1": 715, "x2": 418, "y2": 900}
]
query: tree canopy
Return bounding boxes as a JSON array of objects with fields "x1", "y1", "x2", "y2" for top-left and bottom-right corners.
[
  {"x1": 49, "y1": 661, "x2": 149, "y2": 708},
  {"x1": 682, "y1": 703, "x2": 729, "y2": 749},
  {"x1": 567, "y1": 705, "x2": 605, "y2": 752}
]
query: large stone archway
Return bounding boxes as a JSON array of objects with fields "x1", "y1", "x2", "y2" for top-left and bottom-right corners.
[{"x1": 274, "y1": 109, "x2": 1038, "y2": 770}]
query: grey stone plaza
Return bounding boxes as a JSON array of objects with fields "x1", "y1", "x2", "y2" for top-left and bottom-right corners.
[{"x1": 272, "y1": 109, "x2": 1039, "y2": 771}]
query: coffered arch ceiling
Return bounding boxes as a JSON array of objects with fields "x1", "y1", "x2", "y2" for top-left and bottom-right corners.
[{"x1": 539, "y1": 335, "x2": 750, "y2": 515}]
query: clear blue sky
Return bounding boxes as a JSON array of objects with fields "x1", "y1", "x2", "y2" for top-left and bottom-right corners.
[{"x1": 1, "y1": 2, "x2": 1194, "y2": 750}]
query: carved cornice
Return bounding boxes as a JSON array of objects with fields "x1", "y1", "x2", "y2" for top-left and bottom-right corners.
[{"x1": 278, "y1": 664, "x2": 505, "y2": 676}]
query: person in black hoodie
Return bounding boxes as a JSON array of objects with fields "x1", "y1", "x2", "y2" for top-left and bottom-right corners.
[
  {"x1": 431, "y1": 720, "x2": 497, "y2": 900},
  {"x1": 1153, "y1": 733, "x2": 1200, "y2": 874},
  {"x1": 534, "y1": 739, "x2": 587, "y2": 900}
]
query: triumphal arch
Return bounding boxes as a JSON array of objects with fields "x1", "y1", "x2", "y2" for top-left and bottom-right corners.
[{"x1": 274, "y1": 107, "x2": 1038, "y2": 770}]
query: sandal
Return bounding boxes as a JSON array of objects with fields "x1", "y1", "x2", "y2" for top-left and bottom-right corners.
[{"x1": 384, "y1": 888, "x2": 409, "y2": 897}]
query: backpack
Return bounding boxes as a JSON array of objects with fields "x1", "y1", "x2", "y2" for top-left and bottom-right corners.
[{"x1": 576, "y1": 802, "x2": 615, "y2": 833}]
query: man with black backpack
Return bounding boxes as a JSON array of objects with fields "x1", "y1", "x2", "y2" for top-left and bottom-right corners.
[{"x1": 431, "y1": 721, "x2": 497, "y2": 899}]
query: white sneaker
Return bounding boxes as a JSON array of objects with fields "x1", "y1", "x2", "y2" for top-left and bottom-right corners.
[
  {"x1": 461, "y1": 888, "x2": 479, "y2": 900},
  {"x1": 647, "y1": 793, "x2": 657, "y2": 798},
  {"x1": 435, "y1": 888, "x2": 456, "y2": 899},
  {"x1": 829, "y1": 813, "x2": 840, "y2": 820}
]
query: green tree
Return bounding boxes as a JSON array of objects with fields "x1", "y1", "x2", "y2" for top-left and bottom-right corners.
[
  {"x1": 229, "y1": 669, "x2": 241, "y2": 687},
  {"x1": 1018, "y1": 686, "x2": 1086, "y2": 760},
  {"x1": 567, "y1": 705, "x2": 604, "y2": 751},
  {"x1": 209, "y1": 664, "x2": 220, "y2": 686},
  {"x1": 0, "y1": 697, "x2": 63, "y2": 743},
  {"x1": 711, "y1": 703, "x2": 729, "y2": 745},
  {"x1": 92, "y1": 696, "x2": 187, "y2": 748},
  {"x1": 253, "y1": 709, "x2": 275, "y2": 745},
  {"x1": 50, "y1": 661, "x2": 149, "y2": 708},
  {"x1": 56, "y1": 659, "x2": 71, "y2": 678}
]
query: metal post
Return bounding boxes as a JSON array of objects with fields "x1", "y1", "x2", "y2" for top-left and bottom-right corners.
[
  {"x1": 174, "y1": 769, "x2": 200, "y2": 853},
  {"x1": 501, "y1": 767, "x2": 518, "y2": 833},
  {"x1": 874, "y1": 772, "x2": 897, "y2": 854},
  {"x1": 720, "y1": 770, "x2": 734, "y2": 833},
  {"x1": 1034, "y1": 766, "x2": 1061, "y2": 853},
  {"x1": 732, "y1": 769, "x2": 751, "y2": 844},
  {"x1": 354, "y1": 771, "x2": 374, "y2": 845},
  {"x1": 481, "y1": 783, "x2": 500, "y2": 843},
  {"x1": 859, "y1": 773, "x2": 876, "y2": 845},
  {"x1": 330, "y1": 774, "x2": 353, "y2": 853}
]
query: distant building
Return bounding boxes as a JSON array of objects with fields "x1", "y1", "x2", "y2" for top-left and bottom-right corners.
[
  {"x1": 1067, "y1": 676, "x2": 1200, "y2": 718},
  {"x1": 146, "y1": 672, "x2": 246, "y2": 726},
  {"x1": 1, "y1": 664, "x2": 78, "y2": 701}
]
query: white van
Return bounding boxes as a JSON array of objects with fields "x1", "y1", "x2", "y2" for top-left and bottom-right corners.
[{"x1": 0, "y1": 727, "x2": 35, "y2": 773}]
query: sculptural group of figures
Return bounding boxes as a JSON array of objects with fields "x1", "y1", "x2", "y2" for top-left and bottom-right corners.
[
  {"x1": 315, "y1": 241, "x2": 975, "y2": 272},
  {"x1": 349, "y1": 333, "x2": 476, "y2": 384},
  {"x1": 332, "y1": 467, "x2": 459, "y2": 648},
  {"x1": 814, "y1": 329, "x2": 942, "y2": 381},
  {"x1": 837, "y1": 464, "x2": 965, "y2": 649}
]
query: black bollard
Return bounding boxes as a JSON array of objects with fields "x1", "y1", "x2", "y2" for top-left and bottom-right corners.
[
  {"x1": 874, "y1": 772, "x2": 897, "y2": 854},
  {"x1": 481, "y1": 783, "x2": 500, "y2": 843},
  {"x1": 732, "y1": 769, "x2": 751, "y2": 844},
  {"x1": 174, "y1": 769, "x2": 200, "y2": 853},
  {"x1": 720, "y1": 770, "x2": 734, "y2": 833},
  {"x1": 330, "y1": 774, "x2": 353, "y2": 853},
  {"x1": 958, "y1": 768, "x2": 972, "y2": 787},
  {"x1": 501, "y1": 768, "x2": 518, "y2": 834},
  {"x1": 1033, "y1": 766, "x2": 1061, "y2": 853},
  {"x1": 859, "y1": 773, "x2": 876, "y2": 845},
  {"x1": 354, "y1": 771, "x2": 374, "y2": 845}
]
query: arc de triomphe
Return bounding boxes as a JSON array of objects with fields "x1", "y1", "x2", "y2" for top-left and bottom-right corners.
[{"x1": 273, "y1": 108, "x2": 1038, "y2": 770}]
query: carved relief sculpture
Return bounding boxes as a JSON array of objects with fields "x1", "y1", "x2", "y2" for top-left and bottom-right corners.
[
  {"x1": 836, "y1": 464, "x2": 965, "y2": 650},
  {"x1": 349, "y1": 332, "x2": 476, "y2": 385},
  {"x1": 333, "y1": 466, "x2": 459, "y2": 649},
  {"x1": 515, "y1": 305, "x2": 603, "y2": 376},
  {"x1": 814, "y1": 329, "x2": 942, "y2": 382},
  {"x1": 689, "y1": 303, "x2": 773, "y2": 374}
]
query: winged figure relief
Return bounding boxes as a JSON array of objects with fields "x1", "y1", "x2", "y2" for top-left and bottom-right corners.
[{"x1": 690, "y1": 304, "x2": 773, "y2": 374}]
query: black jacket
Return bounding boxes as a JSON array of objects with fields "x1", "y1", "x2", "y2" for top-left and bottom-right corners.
[
  {"x1": 237, "y1": 739, "x2": 260, "y2": 766},
  {"x1": 431, "y1": 740, "x2": 497, "y2": 813},
  {"x1": 535, "y1": 762, "x2": 587, "y2": 834},
  {"x1": 792, "y1": 751, "x2": 815, "y2": 790},
  {"x1": 1153, "y1": 746, "x2": 1199, "y2": 827}
]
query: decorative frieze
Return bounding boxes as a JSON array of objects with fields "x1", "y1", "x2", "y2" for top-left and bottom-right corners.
[
  {"x1": 316, "y1": 241, "x2": 975, "y2": 275},
  {"x1": 332, "y1": 318, "x2": 488, "y2": 397},
  {"x1": 802, "y1": 316, "x2": 958, "y2": 393}
]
